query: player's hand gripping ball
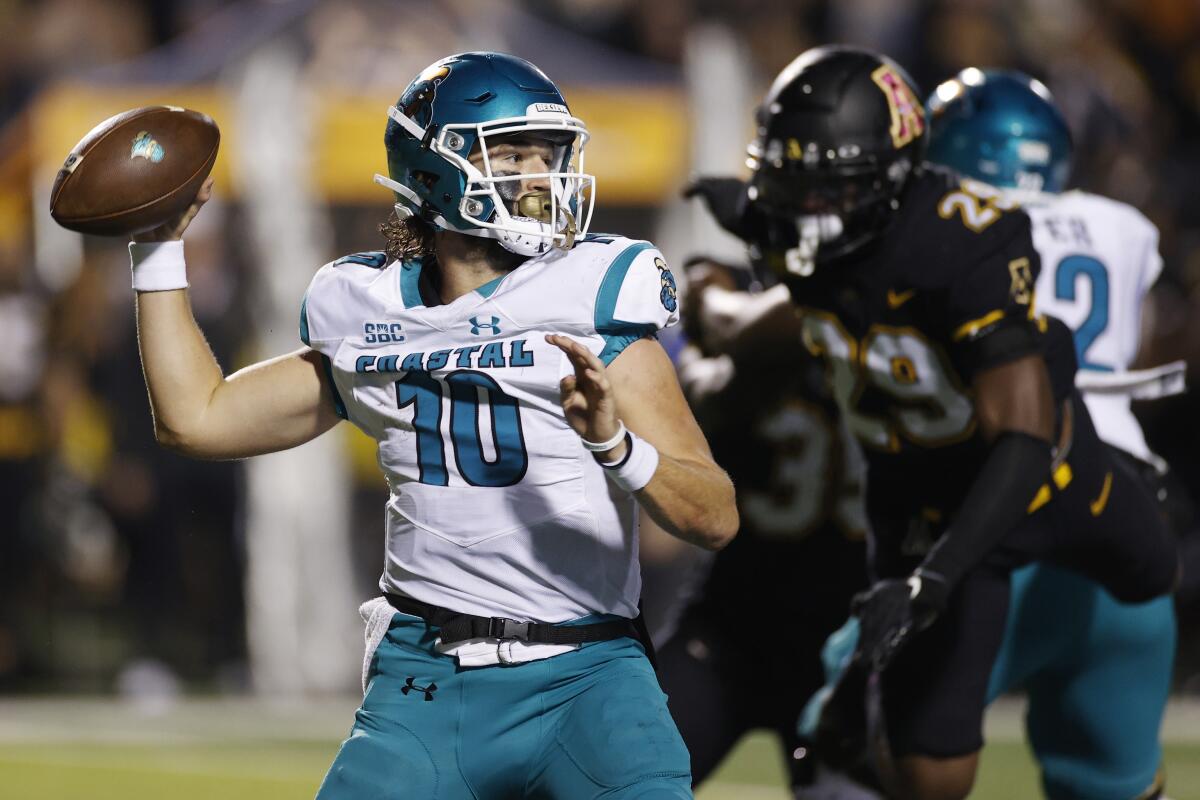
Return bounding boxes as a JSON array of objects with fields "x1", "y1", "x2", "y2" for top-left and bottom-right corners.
[{"x1": 49, "y1": 106, "x2": 219, "y2": 236}]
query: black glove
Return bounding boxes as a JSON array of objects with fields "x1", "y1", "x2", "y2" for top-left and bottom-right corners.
[
  {"x1": 851, "y1": 570, "x2": 949, "y2": 672},
  {"x1": 683, "y1": 176, "x2": 768, "y2": 242}
]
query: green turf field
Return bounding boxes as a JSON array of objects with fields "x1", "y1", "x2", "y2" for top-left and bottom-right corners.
[{"x1": 0, "y1": 698, "x2": 1197, "y2": 799}]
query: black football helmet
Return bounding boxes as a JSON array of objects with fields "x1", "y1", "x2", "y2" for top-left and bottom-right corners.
[{"x1": 747, "y1": 45, "x2": 927, "y2": 276}]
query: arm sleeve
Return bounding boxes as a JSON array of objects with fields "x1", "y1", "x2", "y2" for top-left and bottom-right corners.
[
  {"x1": 943, "y1": 212, "x2": 1045, "y2": 376},
  {"x1": 593, "y1": 241, "x2": 680, "y2": 365},
  {"x1": 918, "y1": 431, "x2": 1052, "y2": 589}
]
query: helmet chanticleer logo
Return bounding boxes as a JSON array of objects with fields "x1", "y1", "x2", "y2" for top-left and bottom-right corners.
[
  {"x1": 401, "y1": 64, "x2": 453, "y2": 125},
  {"x1": 871, "y1": 64, "x2": 925, "y2": 149}
]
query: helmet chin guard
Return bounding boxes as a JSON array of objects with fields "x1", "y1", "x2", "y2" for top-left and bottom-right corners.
[{"x1": 375, "y1": 52, "x2": 596, "y2": 258}]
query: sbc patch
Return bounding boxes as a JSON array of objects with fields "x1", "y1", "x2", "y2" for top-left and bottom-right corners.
[{"x1": 655, "y1": 257, "x2": 677, "y2": 313}]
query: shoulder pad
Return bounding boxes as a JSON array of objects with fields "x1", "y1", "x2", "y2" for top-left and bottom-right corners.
[
  {"x1": 301, "y1": 254, "x2": 398, "y2": 350},
  {"x1": 902, "y1": 174, "x2": 1035, "y2": 286}
]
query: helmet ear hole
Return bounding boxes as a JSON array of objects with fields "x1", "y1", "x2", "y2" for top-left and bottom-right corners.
[{"x1": 412, "y1": 170, "x2": 440, "y2": 189}]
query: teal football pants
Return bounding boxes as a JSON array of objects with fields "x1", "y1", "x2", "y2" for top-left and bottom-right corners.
[
  {"x1": 988, "y1": 563, "x2": 1175, "y2": 800},
  {"x1": 316, "y1": 612, "x2": 692, "y2": 799}
]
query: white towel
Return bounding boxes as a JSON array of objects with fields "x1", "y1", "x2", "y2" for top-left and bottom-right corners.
[{"x1": 358, "y1": 597, "x2": 399, "y2": 694}]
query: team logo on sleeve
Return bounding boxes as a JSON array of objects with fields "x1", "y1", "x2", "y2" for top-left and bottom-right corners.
[
  {"x1": 655, "y1": 257, "x2": 678, "y2": 312},
  {"x1": 871, "y1": 65, "x2": 925, "y2": 149},
  {"x1": 1008, "y1": 257, "x2": 1034, "y2": 305}
]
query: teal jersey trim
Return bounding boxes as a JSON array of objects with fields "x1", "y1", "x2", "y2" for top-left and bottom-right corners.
[
  {"x1": 333, "y1": 251, "x2": 388, "y2": 269},
  {"x1": 475, "y1": 274, "x2": 504, "y2": 298},
  {"x1": 595, "y1": 241, "x2": 656, "y2": 337},
  {"x1": 599, "y1": 331, "x2": 653, "y2": 366},
  {"x1": 300, "y1": 293, "x2": 347, "y2": 420},
  {"x1": 320, "y1": 353, "x2": 348, "y2": 420},
  {"x1": 400, "y1": 259, "x2": 424, "y2": 308},
  {"x1": 299, "y1": 293, "x2": 312, "y2": 346}
]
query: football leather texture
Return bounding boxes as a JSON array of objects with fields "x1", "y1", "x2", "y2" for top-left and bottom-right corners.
[{"x1": 50, "y1": 106, "x2": 220, "y2": 236}]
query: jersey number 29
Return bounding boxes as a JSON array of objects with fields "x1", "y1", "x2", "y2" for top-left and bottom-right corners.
[{"x1": 803, "y1": 313, "x2": 975, "y2": 451}]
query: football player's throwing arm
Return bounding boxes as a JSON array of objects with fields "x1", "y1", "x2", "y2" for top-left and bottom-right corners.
[
  {"x1": 548, "y1": 334, "x2": 738, "y2": 551},
  {"x1": 131, "y1": 178, "x2": 343, "y2": 459}
]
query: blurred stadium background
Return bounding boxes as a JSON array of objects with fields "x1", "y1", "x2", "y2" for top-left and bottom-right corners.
[{"x1": 3, "y1": 0, "x2": 1200, "y2": 796}]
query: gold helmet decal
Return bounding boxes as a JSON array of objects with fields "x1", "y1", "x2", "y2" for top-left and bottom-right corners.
[{"x1": 871, "y1": 64, "x2": 925, "y2": 149}]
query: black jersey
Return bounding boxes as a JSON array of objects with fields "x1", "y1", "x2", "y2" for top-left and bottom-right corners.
[
  {"x1": 775, "y1": 166, "x2": 1078, "y2": 519},
  {"x1": 680, "y1": 343, "x2": 867, "y2": 632}
]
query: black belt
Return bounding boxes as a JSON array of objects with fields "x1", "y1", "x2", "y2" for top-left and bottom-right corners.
[{"x1": 385, "y1": 594, "x2": 638, "y2": 646}]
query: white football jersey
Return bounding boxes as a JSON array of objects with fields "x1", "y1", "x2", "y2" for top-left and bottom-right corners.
[
  {"x1": 1021, "y1": 190, "x2": 1163, "y2": 461},
  {"x1": 301, "y1": 235, "x2": 679, "y2": 622}
]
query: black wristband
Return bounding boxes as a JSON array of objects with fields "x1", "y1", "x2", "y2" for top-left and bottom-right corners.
[{"x1": 593, "y1": 432, "x2": 634, "y2": 469}]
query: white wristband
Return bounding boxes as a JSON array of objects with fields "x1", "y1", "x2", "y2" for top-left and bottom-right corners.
[
  {"x1": 580, "y1": 421, "x2": 627, "y2": 452},
  {"x1": 597, "y1": 430, "x2": 659, "y2": 493},
  {"x1": 129, "y1": 241, "x2": 188, "y2": 292}
]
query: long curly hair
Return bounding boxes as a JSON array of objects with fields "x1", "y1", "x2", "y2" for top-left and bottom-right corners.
[{"x1": 380, "y1": 211, "x2": 436, "y2": 262}]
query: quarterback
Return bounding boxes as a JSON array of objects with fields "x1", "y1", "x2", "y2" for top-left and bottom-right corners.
[{"x1": 128, "y1": 52, "x2": 736, "y2": 799}]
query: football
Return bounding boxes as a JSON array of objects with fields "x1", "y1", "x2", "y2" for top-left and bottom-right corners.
[{"x1": 49, "y1": 106, "x2": 219, "y2": 236}]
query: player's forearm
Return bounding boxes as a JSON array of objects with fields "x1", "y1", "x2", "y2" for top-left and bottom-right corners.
[
  {"x1": 634, "y1": 455, "x2": 738, "y2": 551},
  {"x1": 138, "y1": 290, "x2": 340, "y2": 459},
  {"x1": 917, "y1": 356, "x2": 1055, "y2": 592},
  {"x1": 135, "y1": 288, "x2": 229, "y2": 451}
]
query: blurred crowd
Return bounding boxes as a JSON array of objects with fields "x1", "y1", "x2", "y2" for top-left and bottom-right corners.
[{"x1": 3, "y1": 0, "x2": 1200, "y2": 695}]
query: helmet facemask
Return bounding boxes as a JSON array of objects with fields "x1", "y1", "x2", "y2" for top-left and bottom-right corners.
[{"x1": 749, "y1": 157, "x2": 915, "y2": 277}]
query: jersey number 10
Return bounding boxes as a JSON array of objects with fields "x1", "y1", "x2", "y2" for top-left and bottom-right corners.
[{"x1": 396, "y1": 370, "x2": 529, "y2": 487}]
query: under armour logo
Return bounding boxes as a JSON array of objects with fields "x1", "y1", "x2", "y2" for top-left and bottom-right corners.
[
  {"x1": 469, "y1": 316, "x2": 501, "y2": 335},
  {"x1": 401, "y1": 676, "x2": 438, "y2": 701}
]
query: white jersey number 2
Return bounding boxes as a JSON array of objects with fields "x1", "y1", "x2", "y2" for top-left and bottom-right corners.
[{"x1": 1054, "y1": 254, "x2": 1112, "y2": 372}]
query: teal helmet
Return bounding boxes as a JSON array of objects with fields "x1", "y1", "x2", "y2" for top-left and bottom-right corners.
[
  {"x1": 374, "y1": 52, "x2": 595, "y2": 257},
  {"x1": 925, "y1": 68, "x2": 1072, "y2": 193}
]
